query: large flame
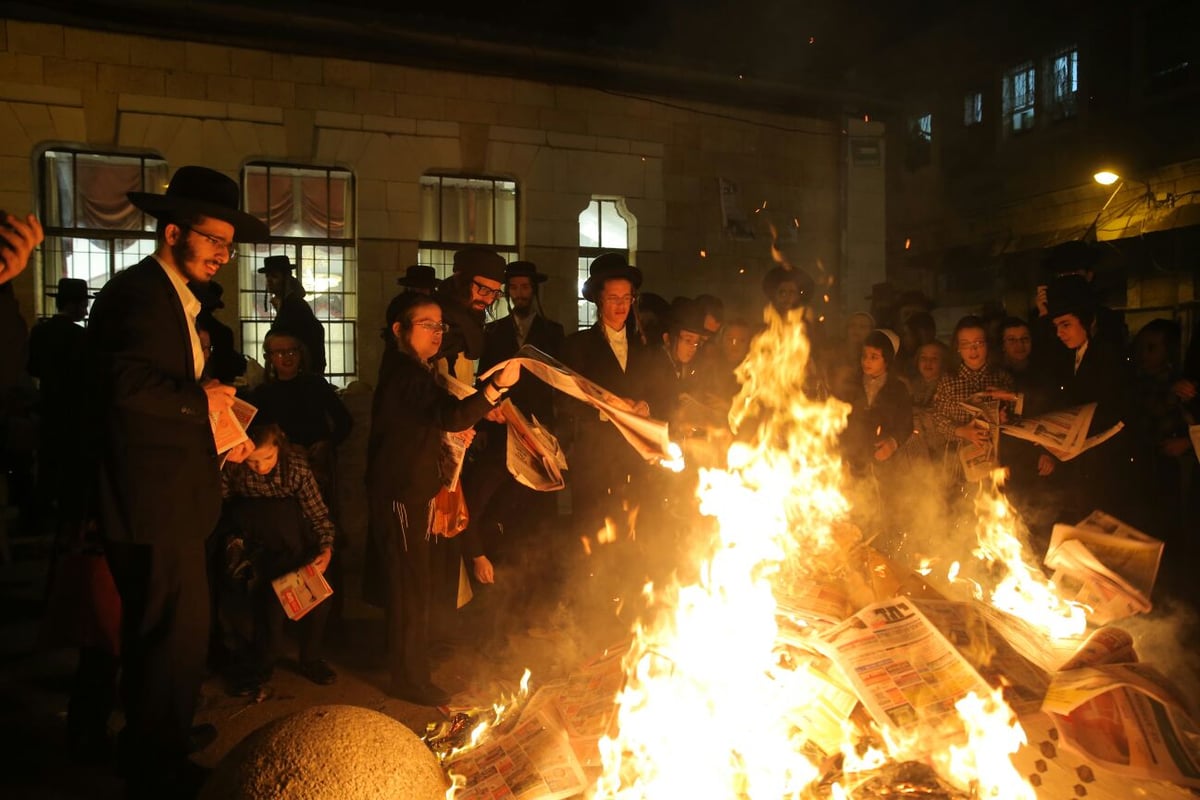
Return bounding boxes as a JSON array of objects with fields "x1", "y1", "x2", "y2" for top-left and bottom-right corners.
[{"x1": 593, "y1": 308, "x2": 1041, "y2": 799}]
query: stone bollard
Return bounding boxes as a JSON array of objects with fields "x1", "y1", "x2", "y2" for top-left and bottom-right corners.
[{"x1": 200, "y1": 704, "x2": 448, "y2": 800}]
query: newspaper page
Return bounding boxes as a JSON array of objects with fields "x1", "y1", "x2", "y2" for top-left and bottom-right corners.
[
  {"x1": 436, "y1": 372, "x2": 478, "y2": 491},
  {"x1": 270, "y1": 562, "x2": 333, "y2": 621},
  {"x1": 539, "y1": 644, "x2": 628, "y2": 767},
  {"x1": 478, "y1": 345, "x2": 672, "y2": 461},
  {"x1": 210, "y1": 396, "x2": 258, "y2": 453},
  {"x1": 445, "y1": 708, "x2": 589, "y2": 800},
  {"x1": 956, "y1": 397, "x2": 1000, "y2": 482},
  {"x1": 499, "y1": 399, "x2": 567, "y2": 492},
  {"x1": 1042, "y1": 662, "x2": 1200, "y2": 788},
  {"x1": 1000, "y1": 402, "x2": 1122, "y2": 461},
  {"x1": 1044, "y1": 516, "x2": 1162, "y2": 625},
  {"x1": 817, "y1": 598, "x2": 993, "y2": 731}
]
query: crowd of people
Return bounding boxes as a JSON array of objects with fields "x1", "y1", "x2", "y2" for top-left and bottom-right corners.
[{"x1": 1, "y1": 163, "x2": 1197, "y2": 799}]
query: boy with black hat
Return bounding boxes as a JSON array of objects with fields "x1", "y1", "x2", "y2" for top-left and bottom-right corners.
[{"x1": 258, "y1": 254, "x2": 326, "y2": 376}]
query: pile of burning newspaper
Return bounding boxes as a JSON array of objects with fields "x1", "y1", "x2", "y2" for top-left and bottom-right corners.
[{"x1": 430, "y1": 510, "x2": 1199, "y2": 800}]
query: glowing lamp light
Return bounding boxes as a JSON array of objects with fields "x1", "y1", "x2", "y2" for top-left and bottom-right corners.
[{"x1": 1093, "y1": 170, "x2": 1120, "y2": 186}]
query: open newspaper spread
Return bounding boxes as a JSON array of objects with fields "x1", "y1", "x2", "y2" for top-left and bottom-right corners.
[
  {"x1": 478, "y1": 345, "x2": 672, "y2": 462},
  {"x1": 1043, "y1": 511, "x2": 1163, "y2": 625},
  {"x1": 1001, "y1": 402, "x2": 1124, "y2": 461}
]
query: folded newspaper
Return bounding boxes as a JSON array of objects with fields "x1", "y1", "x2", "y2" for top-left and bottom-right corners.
[
  {"x1": 498, "y1": 400, "x2": 567, "y2": 492},
  {"x1": 1044, "y1": 510, "x2": 1163, "y2": 625},
  {"x1": 478, "y1": 345, "x2": 672, "y2": 462},
  {"x1": 437, "y1": 372, "x2": 479, "y2": 492},
  {"x1": 1001, "y1": 402, "x2": 1124, "y2": 461},
  {"x1": 210, "y1": 396, "x2": 257, "y2": 454},
  {"x1": 957, "y1": 397, "x2": 1000, "y2": 483},
  {"x1": 271, "y1": 562, "x2": 333, "y2": 621}
]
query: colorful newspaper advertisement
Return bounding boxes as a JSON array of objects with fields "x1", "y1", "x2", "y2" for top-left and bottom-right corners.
[
  {"x1": 1044, "y1": 512, "x2": 1163, "y2": 625},
  {"x1": 1042, "y1": 662, "x2": 1200, "y2": 788},
  {"x1": 478, "y1": 345, "x2": 672, "y2": 462},
  {"x1": 271, "y1": 562, "x2": 333, "y2": 621},
  {"x1": 499, "y1": 399, "x2": 567, "y2": 492},
  {"x1": 210, "y1": 396, "x2": 257, "y2": 454},
  {"x1": 818, "y1": 598, "x2": 993, "y2": 732},
  {"x1": 445, "y1": 708, "x2": 588, "y2": 800},
  {"x1": 436, "y1": 372, "x2": 478, "y2": 491}
]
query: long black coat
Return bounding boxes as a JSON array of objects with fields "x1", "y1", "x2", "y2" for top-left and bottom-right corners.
[
  {"x1": 478, "y1": 312, "x2": 565, "y2": 425},
  {"x1": 88, "y1": 256, "x2": 221, "y2": 545}
]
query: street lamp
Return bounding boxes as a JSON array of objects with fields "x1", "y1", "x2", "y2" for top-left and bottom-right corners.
[
  {"x1": 1084, "y1": 169, "x2": 1126, "y2": 242},
  {"x1": 1093, "y1": 170, "x2": 1120, "y2": 186}
]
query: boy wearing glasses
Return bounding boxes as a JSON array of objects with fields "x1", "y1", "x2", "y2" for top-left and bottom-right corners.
[
  {"x1": 930, "y1": 315, "x2": 1014, "y2": 460},
  {"x1": 257, "y1": 255, "x2": 327, "y2": 377}
]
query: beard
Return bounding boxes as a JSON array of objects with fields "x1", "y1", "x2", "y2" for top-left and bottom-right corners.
[
  {"x1": 169, "y1": 236, "x2": 211, "y2": 284},
  {"x1": 511, "y1": 297, "x2": 534, "y2": 317}
]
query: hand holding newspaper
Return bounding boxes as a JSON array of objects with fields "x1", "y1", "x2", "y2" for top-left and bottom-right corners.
[
  {"x1": 210, "y1": 395, "x2": 257, "y2": 454},
  {"x1": 271, "y1": 561, "x2": 333, "y2": 621},
  {"x1": 478, "y1": 345, "x2": 672, "y2": 462}
]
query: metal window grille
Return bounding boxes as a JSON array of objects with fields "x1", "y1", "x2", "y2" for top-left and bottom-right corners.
[
  {"x1": 36, "y1": 149, "x2": 168, "y2": 318},
  {"x1": 240, "y1": 163, "x2": 357, "y2": 386},
  {"x1": 1003, "y1": 61, "x2": 1037, "y2": 133},
  {"x1": 963, "y1": 91, "x2": 983, "y2": 126},
  {"x1": 417, "y1": 174, "x2": 518, "y2": 280},
  {"x1": 1051, "y1": 47, "x2": 1079, "y2": 119}
]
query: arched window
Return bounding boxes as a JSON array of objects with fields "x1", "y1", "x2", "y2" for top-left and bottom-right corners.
[{"x1": 577, "y1": 198, "x2": 635, "y2": 330}]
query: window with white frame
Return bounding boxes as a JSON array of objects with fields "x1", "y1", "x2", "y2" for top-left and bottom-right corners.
[
  {"x1": 1002, "y1": 61, "x2": 1037, "y2": 134},
  {"x1": 417, "y1": 174, "x2": 518, "y2": 279},
  {"x1": 963, "y1": 91, "x2": 983, "y2": 126},
  {"x1": 577, "y1": 199, "x2": 634, "y2": 330},
  {"x1": 240, "y1": 163, "x2": 357, "y2": 386},
  {"x1": 37, "y1": 148, "x2": 168, "y2": 315},
  {"x1": 1049, "y1": 46, "x2": 1079, "y2": 119}
]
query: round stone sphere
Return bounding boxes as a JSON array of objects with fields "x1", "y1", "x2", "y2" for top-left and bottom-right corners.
[{"x1": 200, "y1": 704, "x2": 448, "y2": 800}]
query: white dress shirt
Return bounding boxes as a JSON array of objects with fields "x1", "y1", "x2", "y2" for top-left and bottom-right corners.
[
  {"x1": 155, "y1": 256, "x2": 205, "y2": 381},
  {"x1": 603, "y1": 322, "x2": 628, "y2": 372}
]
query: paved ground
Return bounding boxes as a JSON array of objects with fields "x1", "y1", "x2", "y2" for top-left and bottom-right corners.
[{"x1": 0, "y1": 532, "x2": 632, "y2": 800}]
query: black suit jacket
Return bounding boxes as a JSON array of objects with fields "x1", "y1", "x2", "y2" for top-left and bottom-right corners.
[
  {"x1": 479, "y1": 313, "x2": 565, "y2": 424},
  {"x1": 557, "y1": 323, "x2": 657, "y2": 467},
  {"x1": 88, "y1": 256, "x2": 221, "y2": 545}
]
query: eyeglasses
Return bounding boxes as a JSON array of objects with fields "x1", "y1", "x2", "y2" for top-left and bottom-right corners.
[
  {"x1": 602, "y1": 294, "x2": 634, "y2": 306},
  {"x1": 186, "y1": 227, "x2": 237, "y2": 259},
  {"x1": 266, "y1": 348, "x2": 301, "y2": 358},
  {"x1": 414, "y1": 321, "x2": 450, "y2": 334},
  {"x1": 472, "y1": 280, "x2": 502, "y2": 299}
]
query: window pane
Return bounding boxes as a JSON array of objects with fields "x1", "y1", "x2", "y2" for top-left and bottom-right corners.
[
  {"x1": 419, "y1": 179, "x2": 440, "y2": 241},
  {"x1": 579, "y1": 201, "x2": 600, "y2": 248},
  {"x1": 599, "y1": 202, "x2": 628, "y2": 248},
  {"x1": 495, "y1": 180, "x2": 517, "y2": 246}
]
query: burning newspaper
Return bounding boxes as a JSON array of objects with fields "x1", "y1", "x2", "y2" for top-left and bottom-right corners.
[
  {"x1": 1043, "y1": 662, "x2": 1200, "y2": 788},
  {"x1": 818, "y1": 598, "x2": 993, "y2": 732},
  {"x1": 478, "y1": 345, "x2": 672, "y2": 462},
  {"x1": 443, "y1": 709, "x2": 588, "y2": 800},
  {"x1": 1044, "y1": 511, "x2": 1163, "y2": 625},
  {"x1": 1001, "y1": 402, "x2": 1124, "y2": 461}
]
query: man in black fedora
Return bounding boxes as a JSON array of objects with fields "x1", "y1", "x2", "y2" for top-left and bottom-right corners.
[
  {"x1": 258, "y1": 254, "x2": 326, "y2": 376},
  {"x1": 87, "y1": 165, "x2": 265, "y2": 797},
  {"x1": 558, "y1": 253, "x2": 656, "y2": 538},
  {"x1": 28, "y1": 277, "x2": 94, "y2": 528},
  {"x1": 433, "y1": 246, "x2": 506, "y2": 382},
  {"x1": 1035, "y1": 239, "x2": 1127, "y2": 350},
  {"x1": 396, "y1": 263, "x2": 439, "y2": 296},
  {"x1": 459, "y1": 261, "x2": 564, "y2": 632}
]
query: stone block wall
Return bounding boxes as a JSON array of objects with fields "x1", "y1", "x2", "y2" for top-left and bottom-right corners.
[{"x1": 0, "y1": 19, "x2": 846, "y2": 381}]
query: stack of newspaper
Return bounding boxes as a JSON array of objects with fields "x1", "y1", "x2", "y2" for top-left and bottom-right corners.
[{"x1": 1043, "y1": 510, "x2": 1164, "y2": 625}]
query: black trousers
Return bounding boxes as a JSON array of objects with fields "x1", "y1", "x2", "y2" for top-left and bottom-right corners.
[
  {"x1": 105, "y1": 537, "x2": 210, "y2": 765},
  {"x1": 381, "y1": 499, "x2": 445, "y2": 692}
]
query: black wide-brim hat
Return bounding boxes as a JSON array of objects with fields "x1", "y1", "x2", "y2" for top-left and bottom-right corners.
[
  {"x1": 670, "y1": 298, "x2": 708, "y2": 335},
  {"x1": 46, "y1": 277, "x2": 97, "y2": 301},
  {"x1": 1045, "y1": 274, "x2": 1097, "y2": 320},
  {"x1": 128, "y1": 166, "x2": 270, "y2": 243},
  {"x1": 397, "y1": 264, "x2": 439, "y2": 289},
  {"x1": 1042, "y1": 240, "x2": 1101, "y2": 279},
  {"x1": 581, "y1": 252, "x2": 642, "y2": 303},
  {"x1": 257, "y1": 254, "x2": 294, "y2": 275},
  {"x1": 453, "y1": 247, "x2": 506, "y2": 284},
  {"x1": 504, "y1": 260, "x2": 549, "y2": 284}
]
